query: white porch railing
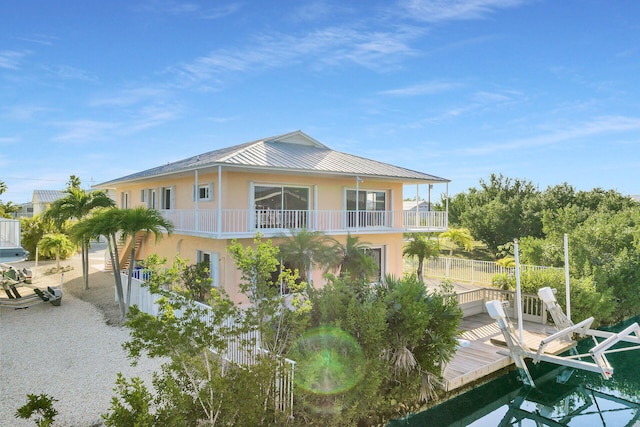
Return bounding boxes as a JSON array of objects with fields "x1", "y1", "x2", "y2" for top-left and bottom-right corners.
[
  {"x1": 456, "y1": 287, "x2": 548, "y2": 324},
  {"x1": 118, "y1": 272, "x2": 296, "y2": 415},
  {"x1": 160, "y1": 208, "x2": 448, "y2": 236},
  {"x1": 414, "y1": 257, "x2": 562, "y2": 286}
]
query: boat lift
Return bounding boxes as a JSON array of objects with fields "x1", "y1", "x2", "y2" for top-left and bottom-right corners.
[{"x1": 486, "y1": 288, "x2": 640, "y2": 388}]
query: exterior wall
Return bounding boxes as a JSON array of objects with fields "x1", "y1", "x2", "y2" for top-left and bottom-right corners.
[
  {"x1": 138, "y1": 231, "x2": 405, "y2": 304},
  {"x1": 110, "y1": 167, "x2": 420, "y2": 303},
  {"x1": 115, "y1": 168, "x2": 405, "y2": 213}
]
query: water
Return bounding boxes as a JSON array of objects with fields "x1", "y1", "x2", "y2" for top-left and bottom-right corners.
[{"x1": 388, "y1": 316, "x2": 640, "y2": 427}]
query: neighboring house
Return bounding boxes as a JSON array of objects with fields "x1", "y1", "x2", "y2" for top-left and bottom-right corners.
[
  {"x1": 93, "y1": 131, "x2": 450, "y2": 302},
  {"x1": 31, "y1": 190, "x2": 66, "y2": 216},
  {"x1": 13, "y1": 202, "x2": 34, "y2": 218}
]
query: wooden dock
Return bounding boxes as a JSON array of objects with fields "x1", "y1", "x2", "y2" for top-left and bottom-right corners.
[{"x1": 442, "y1": 313, "x2": 575, "y2": 392}]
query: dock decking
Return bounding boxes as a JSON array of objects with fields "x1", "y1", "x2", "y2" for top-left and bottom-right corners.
[{"x1": 442, "y1": 313, "x2": 574, "y2": 392}]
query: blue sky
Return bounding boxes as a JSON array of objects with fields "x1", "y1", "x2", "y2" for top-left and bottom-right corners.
[{"x1": 2, "y1": 0, "x2": 639, "y2": 204}]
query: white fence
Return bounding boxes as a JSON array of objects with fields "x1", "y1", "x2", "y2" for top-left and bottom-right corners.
[
  {"x1": 118, "y1": 272, "x2": 296, "y2": 414},
  {"x1": 409, "y1": 257, "x2": 561, "y2": 286},
  {"x1": 456, "y1": 287, "x2": 548, "y2": 323}
]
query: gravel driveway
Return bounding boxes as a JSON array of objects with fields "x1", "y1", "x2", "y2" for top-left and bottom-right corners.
[{"x1": 0, "y1": 249, "x2": 162, "y2": 426}]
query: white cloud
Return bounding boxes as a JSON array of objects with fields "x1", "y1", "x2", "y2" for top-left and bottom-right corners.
[
  {"x1": 0, "y1": 50, "x2": 29, "y2": 70},
  {"x1": 169, "y1": 26, "x2": 419, "y2": 88},
  {"x1": 380, "y1": 81, "x2": 462, "y2": 96},
  {"x1": 90, "y1": 87, "x2": 169, "y2": 107},
  {"x1": 460, "y1": 116, "x2": 640, "y2": 155},
  {"x1": 401, "y1": 0, "x2": 528, "y2": 23},
  {"x1": 51, "y1": 120, "x2": 118, "y2": 143}
]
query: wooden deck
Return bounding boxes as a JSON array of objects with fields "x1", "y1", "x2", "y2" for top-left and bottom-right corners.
[{"x1": 442, "y1": 313, "x2": 575, "y2": 392}]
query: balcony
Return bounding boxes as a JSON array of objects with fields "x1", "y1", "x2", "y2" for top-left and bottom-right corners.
[{"x1": 159, "y1": 208, "x2": 448, "y2": 238}]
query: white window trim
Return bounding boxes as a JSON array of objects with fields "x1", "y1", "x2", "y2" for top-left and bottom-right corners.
[{"x1": 193, "y1": 182, "x2": 213, "y2": 202}]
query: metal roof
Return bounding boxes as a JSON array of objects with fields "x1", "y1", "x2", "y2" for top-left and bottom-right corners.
[
  {"x1": 32, "y1": 190, "x2": 66, "y2": 203},
  {"x1": 95, "y1": 131, "x2": 449, "y2": 187}
]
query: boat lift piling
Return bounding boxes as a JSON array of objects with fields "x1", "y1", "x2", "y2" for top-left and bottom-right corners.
[{"x1": 486, "y1": 236, "x2": 640, "y2": 387}]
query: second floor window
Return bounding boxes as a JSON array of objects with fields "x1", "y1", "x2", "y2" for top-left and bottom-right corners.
[
  {"x1": 254, "y1": 185, "x2": 309, "y2": 229},
  {"x1": 346, "y1": 189, "x2": 386, "y2": 227}
]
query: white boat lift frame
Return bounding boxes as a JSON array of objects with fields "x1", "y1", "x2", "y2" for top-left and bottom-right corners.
[{"x1": 486, "y1": 292, "x2": 640, "y2": 387}]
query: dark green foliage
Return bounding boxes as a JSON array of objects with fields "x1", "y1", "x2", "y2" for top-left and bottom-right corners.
[
  {"x1": 176, "y1": 259, "x2": 212, "y2": 302},
  {"x1": 20, "y1": 216, "x2": 59, "y2": 261},
  {"x1": 15, "y1": 393, "x2": 58, "y2": 427},
  {"x1": 293, "y1": 275, "x2": 462, "y2": 426}
]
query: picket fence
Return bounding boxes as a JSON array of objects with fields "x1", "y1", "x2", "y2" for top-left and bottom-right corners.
[
  {"x1": 407, "y1": 256, "x2": 561, "y2": 286},
  {"x1": 118, "y1": 272, "x2": 296, "y2": 415}
]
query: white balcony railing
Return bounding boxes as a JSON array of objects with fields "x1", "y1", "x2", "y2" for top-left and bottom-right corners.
[{"x1": 159, "y1": 208, "x2": 447, "y2": 236}]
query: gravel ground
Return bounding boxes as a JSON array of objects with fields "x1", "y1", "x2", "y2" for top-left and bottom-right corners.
[{"x1": 0, "y1": 246, "x2": 163, "y2": 427}]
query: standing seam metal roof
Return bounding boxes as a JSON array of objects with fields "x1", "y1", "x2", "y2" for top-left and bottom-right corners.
[{"x1": 95, "y1": 131, "x2": 449, "y2": 186}]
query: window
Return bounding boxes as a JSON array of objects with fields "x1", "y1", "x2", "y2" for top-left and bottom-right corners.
[
  {"x1": 366, "y1": 247, "x2": 384, "y2": 283},
  {"x1": 196, "y1": 250, "x2": 219, "y2": 287},
  {"x1": 193, "y1": 183, "x2": 213, "y2": 201},
  {"x1": 346, "y1": 189, "x2": 386, "y2": 227},
  {"x1": 120, "y1": 191, "x2": 130, "y2": 209},
  {"x1": 150, "y1": 189, "x2": 157, "y2": 209},
  {"x1": 161, "y1": 187, "x2": 173, "y2": 210},
  {"x1": 140, "y1": 190, "x2": 146, "y2": 203},
  {"x1": 254, "y1": 185, "x2": 309, "y2": 229}
]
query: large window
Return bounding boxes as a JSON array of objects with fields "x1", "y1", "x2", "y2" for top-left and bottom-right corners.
[
  {"x1": 346, "y1": 189, "x2": 386, "y2": 227},
  {"x1": 254, "y1": 185, "x2": 309, "y2": 229}
]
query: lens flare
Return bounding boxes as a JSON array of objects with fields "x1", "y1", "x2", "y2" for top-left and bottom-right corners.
[{"x1": 289, "y1": 326, "x2": 365, "y2": 395}]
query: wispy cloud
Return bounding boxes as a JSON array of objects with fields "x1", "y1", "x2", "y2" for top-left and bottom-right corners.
[
  {"x1": 460, "y1": 115, "x2": 640, "y2": 155},
  {"x1": 51, "y1": 120, "x2": 119, "y2": 143},
  {"x1": 14, "y1": 34, "x2": 58, "y2": 46},
  {"x1": 2, "y1": 105, "x2": 52, "y2": 121},
  {"x1": 400, "y1": 0, "x2": 529, "y2": 23},
  {"x1": 90, "y1": 87, "x2": 169, "y2": 107},
  {"x1": 138, "y1": 0, "x2": 242, "y2": 19},
  {"x1": 0, "y1": 137, "x2": 19, "y2": 144},
  {"x1": 380, "y1": 80, "x2": 462, "y2": 96},
  {"x1": 0, "y1": 50, "x2": 30, "y2": 70},
  {"x1": 169, "y1": 26, "x2": 419, "y2": 88},
  {"x1": 51, "y1": 104, "x2": 181, "y2": 142},
  {"x1": 41, "y1": 64, "x2": 97, "y2": 82}
]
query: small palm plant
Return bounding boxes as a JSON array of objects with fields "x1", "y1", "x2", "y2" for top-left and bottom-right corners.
[{"x1": 38, "y1": 233, "x2": 76, "y2": 272}]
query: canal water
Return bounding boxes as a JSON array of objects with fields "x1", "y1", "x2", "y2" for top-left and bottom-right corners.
[{"x1": 388, "y1": 316, "x2": 640, "y2": 426}]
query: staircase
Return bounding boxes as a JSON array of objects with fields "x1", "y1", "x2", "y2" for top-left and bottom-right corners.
[{"x1": 105, "y1": 233, "x2": 145, "y2": 272}]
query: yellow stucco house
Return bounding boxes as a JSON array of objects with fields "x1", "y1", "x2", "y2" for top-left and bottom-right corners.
[{"x1": 94, "y1": 131, "x2": 450, "y2": 302}]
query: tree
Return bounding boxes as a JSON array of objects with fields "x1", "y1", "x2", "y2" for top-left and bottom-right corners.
[
  {"x1": 38, "y1": 233, "x2": 75, "y2": 271},
  {"x1": 0, "y1": 180, "x2": 6, "y2": 196},
  {"x1": 439, "y1": 227, "x2": 474, "y2": 256},
  {"x1": 403, "y1": 233, "x2": 439, "y2": 283},
  {"x1": 20, "y1": 216, "x2": 58, "y2": 261},
  {"x1": 43, "y1": 187, "x2": 115, "y2": 289},
  {"x1": 378, "y1": 276, "x2": 462, "y2": 404},
  {"x1": 277, "y1": 229, "x2": 338, "y2": 283},
  {"x1": 227, "y1": 235, "x2": 310, "y2": 355},
  {"x1": 71, "y1": 208, "x2": 127, "y2": 320},
  {"x1": 117, "y1": 207, "x2": 174, "y2": 313},
  {"x1": 456, "y1": 174, "x2": 543, "y2": 254},
  {"x1": 333, "y1": 233, "x2": 377, "y2": 282},
  {"x1": 66, "y1": 175, "x2": 81, "y2": 190}
]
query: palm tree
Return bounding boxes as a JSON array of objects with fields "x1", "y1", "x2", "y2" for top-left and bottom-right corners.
[
  {"x1": 277, "y1": 229, "x2": 338, "y2": 283},
  {"x1": 43, "y1": 188, "x2": 115, "y2": 289},
  {"x1": 118, "y1": 207, "x2": 174, "y2": 311},
  {"x1": 333, "y1": 233, "x2": 377, "y2": 282},
  {"x1": 72, "y1": 208, "x2": 127, "y2": 320},
  {"x1": 403, "y1": 233, "x2": 440, "y2": 283},
  {"x1": 38, "y1": 233, "x2": 76, "y2": 271},
  {"x1": 439, "y1": 227, "x2": 474, "y2": 256}
]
